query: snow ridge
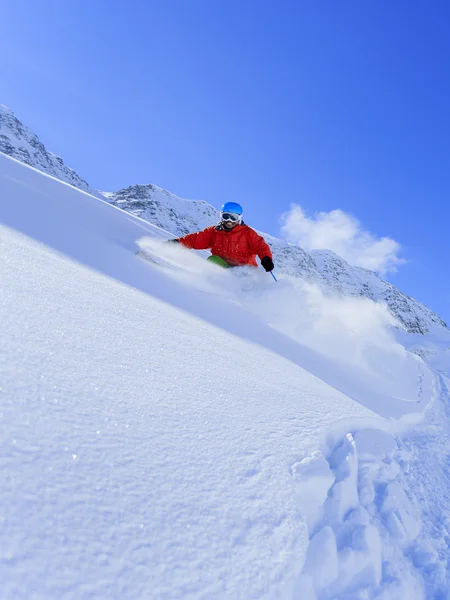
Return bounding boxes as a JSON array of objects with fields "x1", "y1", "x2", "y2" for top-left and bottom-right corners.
[{"x1": 0, "y1": 105, "x2": 93, "y2": 193}]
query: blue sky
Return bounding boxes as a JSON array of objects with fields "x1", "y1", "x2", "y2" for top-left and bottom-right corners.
[{"x1": 2, "y1": 0, "x2": 450, "y2": 321}]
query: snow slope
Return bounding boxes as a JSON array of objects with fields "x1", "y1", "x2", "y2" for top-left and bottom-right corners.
[
  {"x1": 396, "y1": 327, "x2": 450, "y2": 380},
  {"x1": 1, "y1": 152, "x2": 450, "y2": 599}
]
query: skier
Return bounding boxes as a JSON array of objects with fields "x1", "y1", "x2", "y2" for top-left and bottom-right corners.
[{"x1": 167, "y1": 202, "x2": 275, "y2": 271}]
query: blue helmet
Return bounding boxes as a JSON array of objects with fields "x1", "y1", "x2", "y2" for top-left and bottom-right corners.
[{"x1": 221, "y1": 202, "x2": 243, "y2": 216}]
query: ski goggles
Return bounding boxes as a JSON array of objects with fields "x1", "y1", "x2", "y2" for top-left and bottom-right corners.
[{"x1": 221, "y1": 212, "x2": 241, "y2": 222}]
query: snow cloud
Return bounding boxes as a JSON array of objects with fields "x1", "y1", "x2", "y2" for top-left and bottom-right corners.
[
  {"x1": 237, "y1": 275, "x2": 424, "y2": 400},
  {"x1": 280, "y1": 204, "x2": 405, "y2": 276},
  {"x1": 250, "y1": 278, "x2": 402, "y2": 371}
]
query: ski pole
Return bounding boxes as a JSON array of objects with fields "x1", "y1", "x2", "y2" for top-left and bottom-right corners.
[{"x1": 270, "y1": 271, "x2": 278, "y2": 282}]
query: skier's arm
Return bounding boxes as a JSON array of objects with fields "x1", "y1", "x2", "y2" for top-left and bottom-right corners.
[
  {"x1": 177, "y1": 227, "x2": 214, "y2": 250},
  {"x1": 247, "y1": 229, "x2": 273, "y2": 260}
]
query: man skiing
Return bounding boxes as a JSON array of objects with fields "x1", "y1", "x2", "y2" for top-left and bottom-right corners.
[{"x1": 167, "y1": 202, "x2": 275, "y2": 271}]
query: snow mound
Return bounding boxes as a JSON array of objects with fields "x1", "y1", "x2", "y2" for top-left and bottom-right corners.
[{"x1": 293, "y1": 428, "x2": 436, "y2": 599}]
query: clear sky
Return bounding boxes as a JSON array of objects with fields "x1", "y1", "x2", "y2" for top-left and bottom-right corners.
[{"x1": 1, "y1": 0, "x2": 450, "y2": 322}]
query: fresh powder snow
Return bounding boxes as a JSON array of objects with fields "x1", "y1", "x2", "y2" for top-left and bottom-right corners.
[{"x1": 1, "y1": 152, "x2": 450, "y2": 599}]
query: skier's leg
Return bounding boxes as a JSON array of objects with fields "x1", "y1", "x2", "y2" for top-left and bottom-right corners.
[{"x1": 207, "y1": 255, "x2": 232, "y2": 268}]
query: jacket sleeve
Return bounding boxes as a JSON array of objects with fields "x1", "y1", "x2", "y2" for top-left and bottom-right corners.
[
  {"x1": 247, "y1": 228, "x2": 273, "y2": 260},
  {"x1": 177, "y1": 227, "x2": 214, "y2": 250}
]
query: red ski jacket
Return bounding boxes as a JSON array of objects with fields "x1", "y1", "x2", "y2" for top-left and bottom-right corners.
[{"x1": 177, "y1": 223, "x2": 272, "y2": 267}]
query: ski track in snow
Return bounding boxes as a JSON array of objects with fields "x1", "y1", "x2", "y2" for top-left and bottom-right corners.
[
  {"x1": 400, "y1": 376, "x2": 450, "y2": 599},
  {"x1": 291, "y1": 378, "x2": 450, "y2": 600}
]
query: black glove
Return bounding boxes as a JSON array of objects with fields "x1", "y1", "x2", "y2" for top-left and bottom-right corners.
[
  {"x1": 165, "y1": 239, "x2": 180, "y2": 244},
  {"x1": 261, "y1": 256, "x2": 274, "y2": 272}
]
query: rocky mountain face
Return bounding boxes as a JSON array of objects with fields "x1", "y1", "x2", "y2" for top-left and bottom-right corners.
[
  {"x1": 102, "y1": 184, "x2": 219, "y2": 236},
  {"x1": 1, "y1": 105, "x2": 447, "y2": 336},
  {"x1": 0, "y1": 105, "x2": 93, "y2": 193}
]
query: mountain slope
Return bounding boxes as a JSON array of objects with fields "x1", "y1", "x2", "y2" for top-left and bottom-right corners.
[
  {"x1": 2, "y1": 151, "x2": 450, "y2": 600},
  {"x1": 0, "y1": 104, "x2": 93, "y2": 193}
]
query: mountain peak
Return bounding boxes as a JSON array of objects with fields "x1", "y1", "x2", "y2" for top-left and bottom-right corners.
[
  {"x1": 0, "y1": 104, "x2": 15, "y2": 116},
  {"x1": 0, "y1": 105, "x2": 93, "y2": 193}
]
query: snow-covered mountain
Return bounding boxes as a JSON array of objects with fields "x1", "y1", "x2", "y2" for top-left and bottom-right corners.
[
  {"x1": 102, "y1": 184, "x2": 219, "y2": 235},
  {"x1": 0, "y1": 104, "x2": 93, "y2": 193},
  {"x1": 1, "y1": 104, "x2": 447, "y2": 339}
]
